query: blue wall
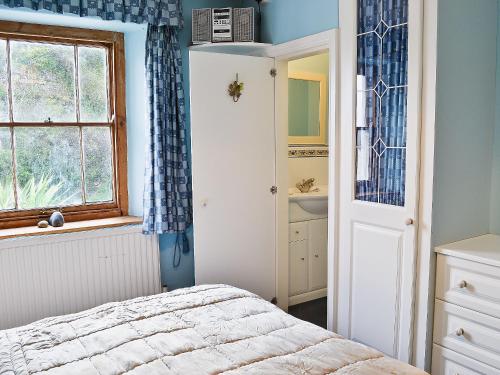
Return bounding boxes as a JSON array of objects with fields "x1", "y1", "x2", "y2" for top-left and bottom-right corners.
[
  {"x1": 0, "y1": 0, "x2": 339, "y2": 290},
  {"x1": 490, "y1": 3, "x2": 500, "y2": 234},
  {"x1": 243, "y1": 0, "x2": 338, "y2": 44},
  {"x1": 160, "y1": 0, "x2": 249, "y2": 290},
  {"x1": 164, "y1": 0, "x2": 338, "y2": 289},
  {"x1": 432, "y1": 0, "x2": 498, "y2": 246}
]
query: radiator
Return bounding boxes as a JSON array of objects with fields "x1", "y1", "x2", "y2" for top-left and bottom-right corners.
[{"x1": 0, "y1": 225, "x2": 161, "y2": 330}]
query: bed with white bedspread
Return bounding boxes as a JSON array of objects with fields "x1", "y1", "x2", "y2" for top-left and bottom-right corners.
[{"x1": 0, "y1": 285, "x2": 427, "y2": 374}]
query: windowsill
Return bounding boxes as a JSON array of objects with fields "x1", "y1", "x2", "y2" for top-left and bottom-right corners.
[{"x1": 0, "y1": 216, "x2": 143, "y2": 241}]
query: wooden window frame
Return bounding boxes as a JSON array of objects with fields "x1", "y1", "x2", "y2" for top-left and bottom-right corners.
[{"x1": 0, "y1": 21, "x2": 128, "y2": 229}]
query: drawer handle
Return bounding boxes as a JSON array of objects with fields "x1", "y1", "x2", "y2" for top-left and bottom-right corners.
[
  {"x1": 455, "y1": 328, "x2": 465, "y2": 337},
  {"x1": 314, "y1": 254, "x2": 319, "y2": 258},
  {"x1": 295, "y1": 230, "x2": 300, "y2": 234},
  {"x1": 300, "y1": 257, "x2": 305, "y2": 261},
  {"x1": 458, "y1": 280, "x2": 467, "y2": 289}
]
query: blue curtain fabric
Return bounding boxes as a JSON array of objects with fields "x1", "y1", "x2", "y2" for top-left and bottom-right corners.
[
  {"x1": 143, "y1": 25, "x2": 192, "y2": 235},
  {"x1": 0, "y1": 0, "x2": 183, "y2": 27},
  {"x1": 355, "y1": 0, "x2": 408, "y2": 206}
]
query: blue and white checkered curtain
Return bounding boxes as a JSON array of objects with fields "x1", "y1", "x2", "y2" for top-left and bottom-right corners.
[
  {"x1": 355, "y1": 0, "x2": 408, "y2": 206},
  {"x1": 0, "y1": 0, "x2": 183, "y2": 27},
  {"x1": 143, "y1": 25, "x2": 192, "y2": 235}
]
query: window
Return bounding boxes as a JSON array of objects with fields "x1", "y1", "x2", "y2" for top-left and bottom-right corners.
[{"x1": 0, "y1": 22, "x2": 128, "y2": 229}]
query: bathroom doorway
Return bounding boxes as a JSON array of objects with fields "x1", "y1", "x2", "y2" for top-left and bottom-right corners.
[
  {"x1": 269, "y1": 30, "x2": 338, "y2": 332},
  {"x1": 286, "y1": 52, "x2": 329, "y2": 328}
]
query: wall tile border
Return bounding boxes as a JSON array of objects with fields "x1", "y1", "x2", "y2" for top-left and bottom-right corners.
[{"x1": 288, "y1": 147, "x2": 329, "y2": 158}]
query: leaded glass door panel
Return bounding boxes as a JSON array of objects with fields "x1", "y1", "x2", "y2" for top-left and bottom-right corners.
[{"x1": 338, "y1": 0, "x2": 422, "y2": 364}]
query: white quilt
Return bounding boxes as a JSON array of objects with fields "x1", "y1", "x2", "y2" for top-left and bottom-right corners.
[{"x1": 0, "y1": 285, "x2": 427, "y2": 374}]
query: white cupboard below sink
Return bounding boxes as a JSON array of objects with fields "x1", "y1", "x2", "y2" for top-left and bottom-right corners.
[{"x1": 289, "y1": 218, "x2": 328, "y2": 306}]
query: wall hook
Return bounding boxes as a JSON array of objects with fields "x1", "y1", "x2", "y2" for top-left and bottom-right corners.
[{"x1": 228, "y1": 73, "x2": 244, "y2": 102}]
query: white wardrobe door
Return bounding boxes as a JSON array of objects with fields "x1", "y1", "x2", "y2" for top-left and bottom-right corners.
[{"x1": 190, "y1": 51, "x2": 276, "y2": 301}]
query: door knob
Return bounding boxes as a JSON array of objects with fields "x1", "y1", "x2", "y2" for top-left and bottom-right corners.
[
  {"x1": 455, "y1": 328, "x2": 465, "y2": 337},
  {"x1": 458, "y1": 280, "x2": 467, "y2": 289},
  {"x1": 405, "y1": 218, "x2": 414, "y2": 226}
]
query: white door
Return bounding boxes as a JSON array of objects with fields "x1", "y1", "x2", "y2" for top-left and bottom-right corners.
[
  {"x1": 190, "y1": 51, "x2": 276, "y2": 302},
  {"x1": 338, "y1": 0, "x2": 423, "y2": 363}
]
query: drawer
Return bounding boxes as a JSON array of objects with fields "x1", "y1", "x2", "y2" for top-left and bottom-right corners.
[
  {"x1": 289, "y1": 222, "x2": 308, "y2": 242},
  {"x1": 432, "y1": 344, "x2": 500, "y2": 375},
  {"x1": 436, "y1": 255, "x2": 500, "y2": 319},
  {"x1": 434, "y1": 300, "x2": 500, "y2": 370}
]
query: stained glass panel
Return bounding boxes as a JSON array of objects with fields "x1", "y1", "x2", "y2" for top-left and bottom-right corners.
[{"x1": 355, "y1": 0, "x2": 408, "y2": 206}]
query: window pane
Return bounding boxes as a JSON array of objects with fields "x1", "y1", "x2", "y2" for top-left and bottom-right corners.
[
  {"x1": 0, "y1": 40, "x2": 8, "y2": 122},
  {"x1": 11, "y1": 41, "x2": 76, "y2": 122},
  {"x1": 15, "y1": 127, "x2": 82, "y2": 209},
  {"x1": 79, "y1": 47, "x2": 108, "y2": 122},
  {"x1": 83, "y1": 127, "x2": 113, "y2": 203},
  {"x1": 0, "y1": 128, "x2": 14, "y2": 210}
]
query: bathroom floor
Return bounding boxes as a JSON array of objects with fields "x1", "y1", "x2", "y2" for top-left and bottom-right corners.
[{"x1": 288, "y1": 297, "x2": 327, "y2": 329}]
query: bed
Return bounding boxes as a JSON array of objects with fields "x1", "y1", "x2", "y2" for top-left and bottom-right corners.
[{"x1": 0, "y1": 285, "x2": 427, "y2": 374}]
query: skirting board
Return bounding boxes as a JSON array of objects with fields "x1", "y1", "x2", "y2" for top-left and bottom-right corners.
[{"x1": 289, "y1": 288, "x2": 327, "y2": 306}]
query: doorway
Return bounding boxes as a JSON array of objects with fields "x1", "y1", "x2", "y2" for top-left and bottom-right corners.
[{"x1": 269, "y1": 30, "x2": 339, "y2": 332}]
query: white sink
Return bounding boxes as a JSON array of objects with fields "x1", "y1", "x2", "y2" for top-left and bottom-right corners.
[{"x1": 289, "y1": 186, "x2": 328, "y2": 215}]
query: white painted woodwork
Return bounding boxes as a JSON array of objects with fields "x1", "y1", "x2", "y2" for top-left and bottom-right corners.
[
  {"x1": 308, "y1": 219, "x2": 328, "y2": 291},
  {"x1": 338, "y1": 0, "x2": 423, "y2": 363},
  {"x1": 289, "y1": 222, "x2": 308, "y2": 242},
  {"x1": 434, "y1": 300, "x2": 500, "y2": 370},
  {"x1": 432, "y1": 345, "x2": 500, "y2": 375},
  {"x1": 0, "y1": 226, "x2": 160, "y2": 330},
  {"x1": 350, "y1": 223, "x2": 403, "y2": 357},
  {"x1": 289, "y1": 240, "x2": 309, "y2": 296},
  {"x1": 289, "y1": 288, "x2": 327, "y2": 306},
  {"x1": 436, "y1": 254, "x2": 500, "y2": 319},
  {"x1": 433, "y1": 238, "x2": 500, "y2": 373},
  {"x1": 190, "y1": 51, "x2": 276, "y2": 302},
  {"x1": 413, "y1": 0, "x2": 439, "y2": 369},
  {"x1": 288, "y1": 218, "x2": 328, "y2": 305},
  {"x1": 435, "y1": 235, "x2": 500, "y2": 268}
]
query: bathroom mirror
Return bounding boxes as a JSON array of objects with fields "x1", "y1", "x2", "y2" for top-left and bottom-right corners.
[{"x1": 288, "y1": 72, "x2": 327, "y2": 145}]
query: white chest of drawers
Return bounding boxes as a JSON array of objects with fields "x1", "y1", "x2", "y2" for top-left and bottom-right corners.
[{"x1": 432, "y1": 235, "x2": 500, "y2": 375}]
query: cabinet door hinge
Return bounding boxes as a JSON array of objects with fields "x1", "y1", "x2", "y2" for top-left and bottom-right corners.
[
  {"x1": 270, "y1": 186, "x2": 278, "y2": 195},
  {"x1": 270, "y1": 68, "x2": 277, "y2": 78}
]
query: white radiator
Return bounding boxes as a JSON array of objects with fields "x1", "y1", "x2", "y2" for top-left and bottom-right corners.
[{"x1": 0, "y1": 225, "x2": 161, "y2": 330}]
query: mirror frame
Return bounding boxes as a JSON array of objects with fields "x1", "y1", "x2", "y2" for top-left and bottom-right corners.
[{"x1": 288, "y1": 71, "x2": 327, "y2": 145}]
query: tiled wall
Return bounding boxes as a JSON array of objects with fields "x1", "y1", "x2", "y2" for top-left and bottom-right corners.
[{"x1": 288, "y1": 147, "x2": 329, "y2": 188}]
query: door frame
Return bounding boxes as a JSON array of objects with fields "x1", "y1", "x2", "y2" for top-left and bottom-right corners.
[
  {"x1": 412, "y1": 0, "x2": 438, "y2": 370},
  {"x1": 267, "y1": 29, "x2": 340, "y2": 332}
]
